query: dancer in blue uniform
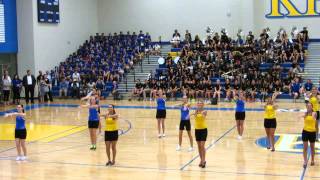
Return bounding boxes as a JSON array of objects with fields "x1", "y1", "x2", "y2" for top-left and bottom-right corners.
[
  {"x1": 176, "y1": 96, "x2": 193, "y2": 151},
  {"x1": 5, "y1": 104, "x2": 28, "y2": 161},
  {"x1": 234, "y1": 92, "x2": 246, "y2": 140},
  {"x1": 81, "y1": 96, "x2": 101, "y2": 150},
  {"x1": 156, "y1": 90, "x2": 166, "y2": 138}
]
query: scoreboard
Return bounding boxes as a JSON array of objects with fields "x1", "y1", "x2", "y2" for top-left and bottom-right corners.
[
  {"x1": 37, "y1": 0, "x2": 60, "y2": 23},
  {"x1": 0, "y1": 0, "x2": 17, "y2": 53}
]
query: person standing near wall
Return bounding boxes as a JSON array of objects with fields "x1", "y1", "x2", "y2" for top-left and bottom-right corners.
[
  {"x1": 36, "y1": 71, "x2": 43, "y2": 102},
  {"x1": 23, "y1": 70, "x2": 36, "y2": 104},
  {"x1": 12, "y1": 74, "x2": 22, "y2": 105},
  {"x1": 2, "y1": 70, "x2": 12, "y2": 105}
]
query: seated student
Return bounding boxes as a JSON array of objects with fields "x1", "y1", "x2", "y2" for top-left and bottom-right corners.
[
  {"x1": 159, "y1": 79, "x2": 168, "y2": 93},
  {"x1": 111, "y1": 81, "x2": 119, "y2": 100},
  {"x1": 291, "y1": 78, "x2": 303, "y2": 103},
  {"x1": 204, "y1": 79, "x2": 213, "y2": 102},
  {"x1": 249, "y1": 80, "x2": 257, "y2": 102},
  {"x1": 152, "y1": 43, "x2": 161, "y2": 56},
  {"x1": 130, "y1": 79, "x2": 143, "y2": 101},
  {"x1": 224, "y1": 79, "x2": 232, "y2": 101},
  {"x1": 232, "y1": 79, "x2": 240, "y2": 97},
  {"x1": 304, "y1": 79, "x2": 313, "y2": 94},
  {"x1": 213, "y1": 80, "x2": 222, "y2": 102},
  {"x1": 187, "y1": 79, "x2": 196, "y2": 100},
  {"x1": 171, "y1": 29, "x2": 181, "y2": 48},
  {"x1": 260, "y1": 81, "x2": 269, "y2": 102},
  {"x1": 70, "y1": 79, "x2": 80, "y2": 99},
  {"x1": 167, "y1": 80, "x2": 178, "y2": 100},
  {"x1": 95, "y1": 77, "x2": 105, "y2": 98},
  {"x1": 87, "y1": 80, "x2": 96, "y2": 94},
  {"x1": 150, "y1": 79, "x2": 158, "y2": 101},
  {"x1": 142, "y1": 79, "x2": 151, "y2": 101},
  {"x1": 196, "y1": 80, "x2": 205, "y2": 100},
  {"x1": 59, "y1": 77, "x2": 69, "y2": 99},
  {"x1": 181, "y1": 79, "x2": 189, "y2": 99},
  {"x1": 282, "y1": 78, "x2": 291, "y2": 94},
  {"x1": 272, "y1": 80, "x2": 282, "y2": 100}
]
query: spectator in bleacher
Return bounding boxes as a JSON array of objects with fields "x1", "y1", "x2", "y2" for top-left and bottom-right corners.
[
  {"x1": 70, "y1": 79, "x2": 80, "y2": 99},
  {"x1": 44, "y1": 74, "x2": 53, "y2": 102},
  {"x1": 142, "y1": 79, "x2": 151, "y2": 101},
  {"x1": 138, "y1": 30, "x2": 145, "y2": 50},
  {"x1": 72, "y1": 68, "x2": 81, "y2": 82},
  {"x1": 167, "y1": 80, "x2": 178, "y2": 100},
  {"x1": 39, "y1": 75, "x2": 46, "y2": 103},
  {"x1": 213, "y1": 80, "x2": 222, "y2": 102},
  {"x1": 171, "y1": 29, "x2": 181, "y2": 48},
  {"x1": 36, "y1": 70, "x2": 44, "y2": 102},
  {"x1": 87, "y1": 80, "x2": 96, "y2": 93},
  {"x1": 12, "y1": 74, "x2": 22, "y2": 105},
  {"x1": 248, "y1": 80, "x2": 257, "y2": 102},
  {"x1": 204, "y1": 78, "x2": 213, "y2": 102},
  {"x1": 95, "y1": 77, "x2": 105, "y2": 98},
  {"x1": 291, "y1": 78, "x2": 303, "y2": 103},
  {"x1": 151, "y1": 43, "x2": 161, "y2": 56},
  {"x1": 59, "y1": 77, "x2": 69, "y2": 99},
  {"x1": 45, "y1": 71, "x2": 52, "y2": 83},
  {"x1": 2, "y1": 70, "x2": 12, "y2": 105},
  {"x1": 145, "y1": 32, "x2": 151, "y2": 48},
  {"x1": 195, "y1": 80, "x2": 205, "y2": 100},
  {"x1": 224, "y1": 78, "x2": 232, "y2": 101},
  {"x1": 23, "y1": 70, "x2": 36, "y2": 104},
  {"x1": 112, "y1": 81, "x2": 119, "y2": 100},
  {"x1": 300, "y1": 27, "x2": 309, "y2": 42},
  {"x1": 304, "y1": 79, "x2": 313, "y2": 93},
  {"x1": 184, "y1": 30, "x2": 192, "y2": 43},
  {"x1": 150, "y1": 79, "x2": 158, "y2": 100},
  {"x1": 272, "y1": 79, "x2": 282, "y2": 100},
  {"x1": 129, "y1": 79, "x2": 143, "y2": 101},
  {"x1": 245, "y1": 31, "x2": 254, "y2": 44}
]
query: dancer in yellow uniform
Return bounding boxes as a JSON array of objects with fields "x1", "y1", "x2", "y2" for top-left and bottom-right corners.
[
  {"x1": 101, "y1": 104, "x2": 119, "y2": 166},
  {"x1": 192, "y1": 101, "x2": 207, "y2": 168},
  {"x1": 308, "y1": 87, "x2": 319, "y2": 140},
  {"x1": 263, "y1": 96, "x2": 278, "y2": 151},
  {"x1": 302, "y1": 103, "x2": 317, "y2": 168}
]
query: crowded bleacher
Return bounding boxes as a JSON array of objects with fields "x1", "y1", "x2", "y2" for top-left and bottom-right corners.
[
  {"x1": 136, "y1": 27, "x2": 310, "y2": 102},
  {"x1": 1, "y1": 27, "x2": 316, "y2": 104}
]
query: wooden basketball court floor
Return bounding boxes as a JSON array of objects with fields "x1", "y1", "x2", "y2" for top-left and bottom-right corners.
[{"x1": 0, "y1": 100, "x2": 319, "y2": 180}]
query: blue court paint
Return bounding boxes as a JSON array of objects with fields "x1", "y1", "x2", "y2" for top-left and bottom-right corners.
[
  {"x1": 180, "y1": 125, "x2": 236, "y2": 170},
  {"x1": 0, "y1": 119, "x2": 132, "y2": 158},
  {"x1": 256, "y1": 134, "x2": 320, "y2": 155},
  {"x1": 255, "y1": 136, "x2": 280, "y2": 149},
  {"x1": 0, "y1": 124, "x2": 87, "y2": 155}
]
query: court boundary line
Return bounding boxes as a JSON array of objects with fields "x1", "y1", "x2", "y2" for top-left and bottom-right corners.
[
  {"x1": 1, "y1": 158, "x2": 317, "y2": 179},
  {"x1": 180, "y1": 125, "x2": 236, "y2": 170},
  {"x1": 300, "y1": 148, "x2": 311, "y2": 180}
]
